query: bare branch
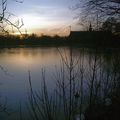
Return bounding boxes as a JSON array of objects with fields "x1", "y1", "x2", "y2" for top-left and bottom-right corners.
[{"x1": 0, "y1": 0, "x2": 24, "y2": 34}]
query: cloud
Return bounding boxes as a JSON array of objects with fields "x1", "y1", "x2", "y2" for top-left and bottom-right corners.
[{"x1": 8, "y1": 0, "x2": 80, "y2": 35}]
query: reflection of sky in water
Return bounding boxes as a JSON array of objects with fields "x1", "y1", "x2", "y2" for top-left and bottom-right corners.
[
  {"x1": 0, "y1": 47, "x2": 96, "y2": 103},
  {"x1": 0, "y1": 47, "x2": 85, "y2": 116},
  {"x1": 0, "y1": 47, "x2": 117, "y2": 118},
  {"x1": 0, "y1": 47, "x2": 65, "y2": 109},
  {"x1": 0, "y1": 48, "x2": 61, "y2": 69}
]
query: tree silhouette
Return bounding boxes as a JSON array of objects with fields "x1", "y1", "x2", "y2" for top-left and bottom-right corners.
[
  {"x1": 73, "y1": 0, "x2": 120, "y2": 30},
  {"x1": 84, "y1": 0, "x2": 120, "y2": 16},
  {"x1": 0, "y1": 0, "x2": 24, "y2": 34}
]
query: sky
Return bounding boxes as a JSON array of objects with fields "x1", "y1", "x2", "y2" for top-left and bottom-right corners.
[{"x1": 7, "y1": 0, "x2": 81, "y2": 36}]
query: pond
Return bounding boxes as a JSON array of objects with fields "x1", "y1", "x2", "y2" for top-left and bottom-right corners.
[{"x1": 0, "y1": 46, "x2": 119, "y2": 120}]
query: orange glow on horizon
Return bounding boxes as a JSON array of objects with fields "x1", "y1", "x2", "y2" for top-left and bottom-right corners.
[
  {"x1": 11, "y1": 14, "x2": 71, "y2": 37},
  {"x1": 12, "y1": 28, "x2": 70, "y2": 37}
]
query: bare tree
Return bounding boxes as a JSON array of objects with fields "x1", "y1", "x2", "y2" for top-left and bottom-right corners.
[
  {"x1": 73, "y1": 0, "x2": 120, "y2": 30},
  {"x1": 0, "y1": 0, "x2": 24, "y2": 34},
  {"x1": 0, "y1": 0, "x2": 24, "y2": 118}
]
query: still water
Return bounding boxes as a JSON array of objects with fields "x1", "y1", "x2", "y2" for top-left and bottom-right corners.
[
  {"x1": 0, "y1": 47, "x2": 119, "y2": 119},
  {"x1": 0, "y1": 47, "x2": 62, "y2": 106}
]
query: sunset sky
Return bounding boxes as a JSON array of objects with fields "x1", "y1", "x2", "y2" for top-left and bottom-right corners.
[{"x1": 7, "y1": 0, "x2": 81, "y2": 36}]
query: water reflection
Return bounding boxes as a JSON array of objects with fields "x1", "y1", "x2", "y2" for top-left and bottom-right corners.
[
  {"x1": 0, "y1": 47, "x2": 62, "y2": 68},
  {"x1": 0, "y1": 47, "x2": 68, "y2": 111},
  {"x1": 0, "y1": 47, "x2": 119, "y2": 120}
]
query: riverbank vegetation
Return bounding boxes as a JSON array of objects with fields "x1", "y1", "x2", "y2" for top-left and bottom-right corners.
[{"x1": 0, "y1": 31, "x2": 119, "y2": 47}]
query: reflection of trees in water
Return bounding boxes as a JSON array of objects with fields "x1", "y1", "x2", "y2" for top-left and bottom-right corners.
[{"x1": 27, "y1": 47, "x2": 120, "y2": 120}]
